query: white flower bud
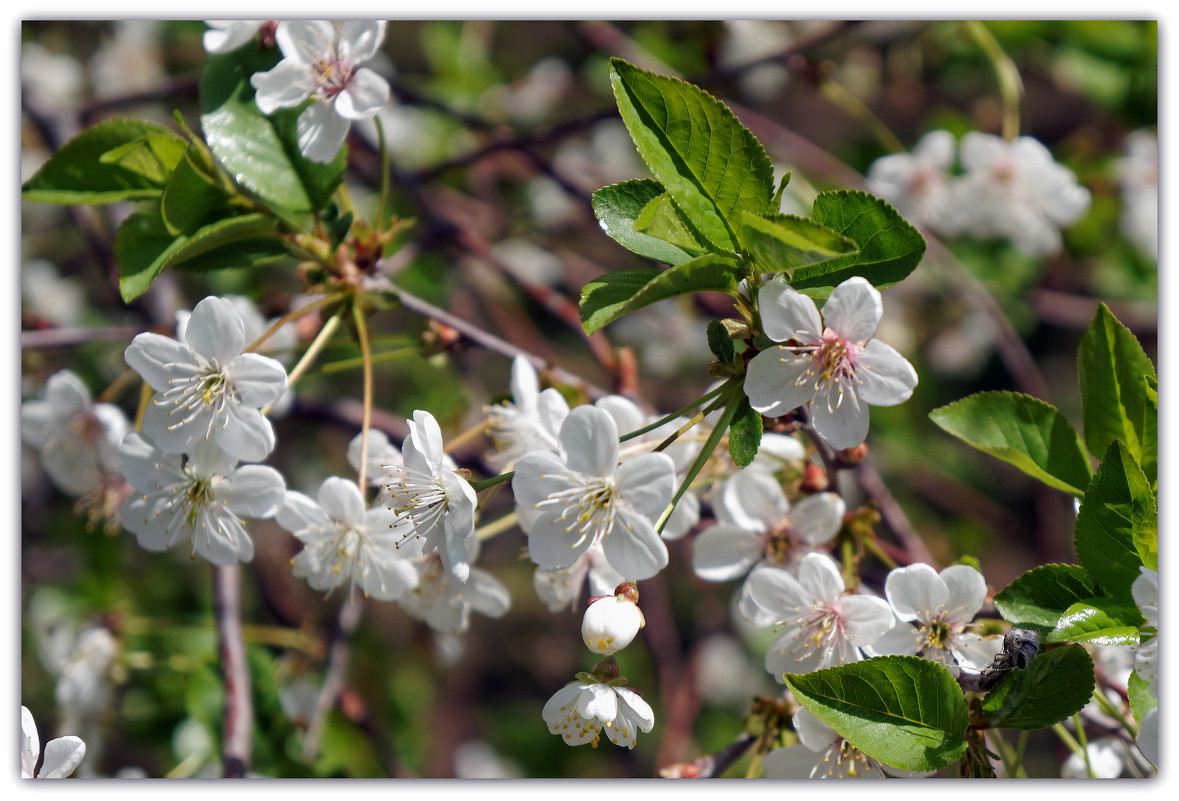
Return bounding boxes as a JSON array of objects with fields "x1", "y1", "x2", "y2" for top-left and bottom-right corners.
[{"x1": 581, "y1": 594, "x2": 644, "y2": 655}]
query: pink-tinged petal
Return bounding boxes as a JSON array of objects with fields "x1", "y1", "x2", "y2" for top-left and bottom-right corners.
[
  {"x1": 600, "y1": 509, "x2": 668, "y2": 580},
  {"x1": 885, "y1": 563, "x2": 946, "y2": 622},
  {"x1": 939, "y1": 565, "x2": 987, "y2": 623},
  {"x1": 594, "y1": 394, "x2": 646, "y2": 437},
  {"x1": 251, "y1": 60, "x2": 315, "y2": 113},
  {"x1": 821, "y1": 277, "x2": 882, "y2": 343},
  {"x1": 222, "y1": 465, "x2": 286, "y2": 518},
  {"x1": 839, "y1": 595, "x2": 896, "y2": 643},
  {"x1": 691, "y1": 523, "x2": 765, "y2": 581},
  {"x1": 560, "y1": 406, "x2": 619, "y2": 477},
  {"x1": 275, "y1": 20, "x2": 334, "y2": 65},
  {"x1": 856, "y1": 339, "x2": 918, "y2": 406},
  {"x1": 809, "y1": 391, "x2": 869, "y2": 451},
  {"x1": 125, "y1": 333, "x2": 196, "y2": 392},
  {"x1": 578, "y1": 683, "x2": 618, "y2": 722},
  {"x1": 461, "y1": 568, "x2": 511, "y2": 618},
  {"x1": 187, "y1": 297, "x2": 246, "y2": 363},
  {"x1": 276, "y1": 490, "x2": 331, "y2": 535},
  {"x1": 744, "y1": 347, "x2": 816, "y2": 417},
  {"x1": 216, "y1": 403, "x2": 275, "y2": 462},
  {"x1": 748, "y1": 566, "x2": 811, "y2": 622},
  {"x1": 759, "y1": 281, "x2": 822, "y2": 344},
  {"x1": 44, "y1": 369, "x2": 92, "y2": 418},
  {"x1": 227, "y1": 353, "x2": 287, "y2": 407},
  {"x1": 335, "y1": 68, "x2": 388, "y2": 119},
  {"x1": 116, "y1": 432, "x2": 184, "y2": 491},
  {"x1": 317, "y1": 477, "x2": 366, "y2": 526},
  {"x1": 338, "y1": 20, "x2": 386, "y2": 62},
  {"x1": 614, "y1": 452, "x2": 675, "y2": 518},
  {"x1": 797, "y1": 552, "x2": 846, "y2": 605},
  {"x1": 789, "y1": 492, "x2": 845, "y2": 545},
  {"x1": 717, "y1": 469, "x2": 788, "y2": 531},
  {"x1": 38, "y1": 735, "x2": 86, "y2": 778},
  {"x1": 511, "y1": 451, "x2": 573, "y2": 506},
  {"x1": 297, "y1": 102, "x2": 351, "y2": 163}
]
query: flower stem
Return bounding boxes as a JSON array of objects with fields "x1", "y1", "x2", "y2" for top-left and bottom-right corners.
[
  {"x1": 351, "y1": 301, "x2": 374, "y2": 490},
  {"x1": 475, "y1": 509, "x2": 518, "y2": 541},
  {"x1": 244, "y1": 292, "x2": 344, "y2": 354},
  {"x1": 1091, "y1": 686, "x2": 1138, "y2": 738},
  {"x1": 1051, "y1": 722, "x2": 1090, "y2": 775},
  {"x1": 964, "y1": 20, "x2": 1024, "y2": 141},
  {"x1": 318, "y1": 346, "x2": 419, "y2": 373},
  {"x1": 276, "y1": 305, "x2": 346, "y2": 403},
  {"x1": 619, "y1": 383, "x2": 728, "y2": 443},
  {"x1": 444, "y1": 417, "x2": 492, "y2": 455},
  {"x1": 470, "y1": 470, "x2": 514, "y2": 492}
]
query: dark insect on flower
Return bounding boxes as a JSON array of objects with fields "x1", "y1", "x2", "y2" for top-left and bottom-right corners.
[{"x1": 959, "y1": 628, "x2": 1040, "y2": 692}]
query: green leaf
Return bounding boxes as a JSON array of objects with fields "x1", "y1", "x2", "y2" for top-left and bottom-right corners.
[
  {"x1": 1046, "y1": 598, "x2": 1144, "y2": 645},
  {"x1": 789, "y1": 190, "x2": 926, "y2": 297},
  {"x1": 1127, "y1": 669, "x2": 1157, "y2": 726},
  {"x1": 929, "y1": 391, "x2": 1093, "y2": 496},
  {"x1": 22, "y1": 118, "x2": 185, "y2": 204},
  {"x1": 784, "y1": 656, "x2": 969, "y2": 772},
  {"x1": 993, "y1": 564, "x2": 1099, "y2": 632},
  {"x1": 727, "y1": 397, "x2": 762, "y2": 468},
  {"x1": 161, "y1": 146, "x2": 231, "y2": 235},
  {"x1": 1074, "y1": 441, "x2": 1156, "y2": 600},
  {"x1": 738, "y1": 210, "x2": 858, "y2": 273},
  {"x1": 633, "y1": 192, "x2": 708, "y2": 254},
  {"x1": 579, "y1": 254, "x2": 744, "y2": 335},
  {"x1": 706, "y1": 319, "x2": 737, "y2": 366},
  {"x1": 199, "y1": 46, "x2": 345, "y2": 218},
  {"x1": 1077, "y1": 303, "x2": 1156, "y2": 469},
  {"x1": 1141, "y1": 374, "x2": 1157, "y2": 488},
  {"x1": 592, "y1": 179, "x2": 698, "y2": 266},
  {"x1": 116, "y1": 210, "x2": 283, "y2": 302},
  {"x1": 609, "y1": 58, "x2": 774, "y2": 253},
  {"x1": 980, "y1": 643, "x2": 1094, "y2": 730}
]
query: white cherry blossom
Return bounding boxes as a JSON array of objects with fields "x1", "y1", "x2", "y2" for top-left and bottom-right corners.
[
  {"x1": 399, "y1": 552, "x2": 510, "y2": 634},
  {"x1": 277, "y1": 477, "x2": 420, "y2": 600},
  {"x1": 582, "y1": 590, "x2": 644, "y2": 655},
  {"x1": 747, "y1": 553, "x2": 895, "y2": 678},
  {"x1": 484, "y1": 355, "x2": 569, "y2": 471},
  {"x1": 251, "y1": 21, "x2": 390, "y2": 163},
  {"x1": 202, "y1": 20, "x2": 267, "y2": 53},
  {"x1": 125, "y1": 296, "x2": 287, "y2": 463},
  {"x1": 347, "y1": 428, "x2": 403, "y2": 486},
  {"x1": 118, "y1": 433, "x2": 285, "y2": 565},
  {"x1": 866, "y1": 129, "x2": 957, "y2": 231},
  {"x1": 377, "y1": 410, "x2": 478, "y2": 585},
  {"x1": 512, "y1": 405, "x2": 677, "y2": 581},
  {"x1": 22, "y1": 706, "x2": 85, "y2": 779},
  {"x1": 532, "y1": 543, "x2": 625, "y2": 613},
  {"x1": 745, "y1": 277, "x2": 918, "y2": 450},
  {"x1": 542, "y1": 679, "x2": 654, "y2": 749},
  {"x1": 762, "y1": 707, "x2": 888, "y2": 779}
]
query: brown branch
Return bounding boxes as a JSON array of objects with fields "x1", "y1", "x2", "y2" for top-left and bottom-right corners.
[
  {"x1": 855, "y1": 457, "x2": 935, "y2": 566},
  {"x1": 213, "y1": 565, "x2": 253, "y2": 778},
  {"x1": 22, "y1": 325, "x2": 142, "y2": 350},
  {"x1": 301, "y1": 597, "x2": 364, "y2": 763}
]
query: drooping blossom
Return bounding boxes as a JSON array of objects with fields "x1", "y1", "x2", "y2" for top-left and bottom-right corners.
[
  {"x1": 118, "y1": 433, "x2": 285, "y2": 565},
  {"x1": 21, "y1": 706, "x2": 85, "y2": 779},
  {"x1": 744, "y1": 277, "x2": 918, "y2": 450},
  {"x1": 484, "y1": 355, "x2": 569, "y2": 471},
  {"x1": 542, "y1": 679, "x2": 654, "y2": 749},
  {"x1": 747, "y1": 552, "x2": 895, "y2": 678},
  {"x1": 512, "y1": 405, "x2": 677, "y2": 581},
  {"x1": 251, "y1": 21, "x2": 390, "y2": 163},
  {"x1": 581, "y1": 586, "x2": 644, "y2": 655},
  {"x1": 125, "y1": 296, "x2": 287, "y2": 463},
  {"x1": 866, "y1": 129, "x2": 957, "y2": 231},
  {"x1": 277, "y1": 477, "x2": 420, "y2": 600}
]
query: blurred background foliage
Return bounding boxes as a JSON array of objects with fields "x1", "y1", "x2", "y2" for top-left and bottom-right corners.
[{"x1": 21, "y1": 19, "x2": 1155, "y2": 778}]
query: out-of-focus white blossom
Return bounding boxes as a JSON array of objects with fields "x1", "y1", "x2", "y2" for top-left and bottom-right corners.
[
  {"x1": 399, "y1": 553, "x2": 510, "y2": 634},
  {"x1": 484, "y1": 355, "x2": 569, "y2": 471},
  {"x1": 1114, "y1": 129, "x2": 1157, "y2": 262},
  {"x1": 867, "y1": 130, "x2": 957, "y2": 231},
  {"x1": 22, "y1": 260, "x2": 87, "y2": 327},
  {"x1": 202, "y1": 20, "x2": 267, "y2": 53},
  {"x1": 1131, "y1": 567, "x2": 1158, "y2": 698}
]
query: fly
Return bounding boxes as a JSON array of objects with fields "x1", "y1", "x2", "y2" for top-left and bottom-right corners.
[{"x1": 958, "y1": 628, "x2": 1040, "y2": 692}]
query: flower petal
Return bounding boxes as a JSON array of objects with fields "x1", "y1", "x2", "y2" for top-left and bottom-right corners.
[
  {"x1": 297, "y1": 101, "x2": 351, "y2": 163},
  {"x1": 789, "y1": 492, "x2": 845, "y2": 545},
  {"x1": 222, "y1": 465, "x2": 286, "y2": 518},
  {"x1": 691, "y1": 523, "x2": 764, "y2": 581},
  {"x1": 855, "y1": 339, "x2": 918, "y2": 406},
  {"x1": 317, "y1": 477, "x2": 366, "y2": 526},
  {"x1": 939, "y1": 564, "x2": 987, "y2": 623},
  {"x1": 759, "y1": 281, "x2": 822, "y2": 344},
  {"x1": 38, "y1": 735, "x2": 86, "y2": 778},
  {"x1": 560, "y1": 406, "x2": 619, "y2": 477},
  {"x1": 716, "y1": 468, "x2": 788, "y2": 531},
  {"x1": 821, "y1": 277, "x2": 881, "y2": 343},
  {"x1": 614, "y1": 452, "x2": 676, "y2": 518},
  {"x1": 338, "y1": 20, "x2": 386, "y2": 62},
  {"x1": 21, "y1": 707, "x2": 39, "y2": 778},
  {"x1": 275, "y1": 20, "x2": 334, "y2": 65},
  {"x1": 216, "y1": 403, "x2": 276, "y2": 462},
  {"x1": 335, "y1": 68, "x2": 389, "y2": 119},
  {"x1": 462, "y1": 567, "x2": 511, "y2": 618},
  {"x1": 808, "y1": 391, "x2": 869, "y2": 451},
  {"x1": 748, "y1": 566, "x2": 810, "y2": 622},
  {"x1": 124, "y1": 332, "x2": 197, "y2": 392},
  {"x1": 226, "y1": 353, "x2": 287, "y2": 407},
  {"x1": 276, "y1": 490, "x2": 331, "y2": 535},
  {"x1": 601, "y1": 509, "x2": 668, "y2": 580},
  {"x1": 797, "y1": 552, "x2": 846, "y2": 604},
  {"x1": 186, "y1": 297, "x2": 246, "y2": 363},
  {"x1": 744, "y1": 347, "x2": 816, "y2": 418},
  {"x1": 885, "y1": 563, "x2": 946, "y2": 622},
  {"x1": 250, "y1": 59, "x2": 315, "y2": 113}
]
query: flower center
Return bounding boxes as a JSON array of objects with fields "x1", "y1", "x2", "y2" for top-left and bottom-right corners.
[
  {"x1": 537, "y1": 476, "x2": 618, "y2": 551},
  {"x1": 156, "y1": 356, "x2": 237, "y2": 437},
  {"x1": 311, "y1": 44, "x2": 355, "y2": 101},
  {"x1": 794, "y1": 330, "x2": 859, "y2": 412}
]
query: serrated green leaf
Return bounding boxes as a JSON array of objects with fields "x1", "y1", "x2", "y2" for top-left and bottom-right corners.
[
  {"x1": 784, "y1": 656, "x2": 970, "y2": 772},
  {"x1": 1046, "y1": 598, "x2": 1144, "y2": 645},
  {"x1": 980, "y1": 643, "x2": 1094, "y2": 730},
  {"x1": 727, "y1": 397, "x2": 762, "y2": 468},
  {"x1": 580, "y1": 254, "x2": 744, "y2": 335},
  {"x1": 116, "y1": 210, "x2": 282, "y2": 302},
  {"x1": 738, "y1": 210, "x2": 858, "y2": 273},
  {"x1": 1127, "y1": 669, "x2": 1157, "y2": 726},
  {"x1": 993, "y1": 564, "x2": 1099, "y2": 632},
  {"x1": 789, "y1": 190, "x2": 926, "y2": 297},
  {"x1": 634, "y1": 192, "x2": 708, "y2": 254},
  {"x1": 929, "y1": 391, "x2": 1093, "y2": 496},
  {"x1": 22, "y1": 118, "x2": 185, "y2": 204},
  {"x1": 1142, "y1": 374, "x2": 1157, "y2": 488},
  {"x1": 1074, "y1": 441, "x2": 1156, "y2": 600},
  {"x1": 706, "y1": 319, "x2": 737, "y2": 366},
  {"x1": 161, "y1": 146, "x2": 231, "y2": 235},
  {"x1": 1077, "y1": 303, "x2": 1156, "y2": 471},
  {"x1": 591, "y1": 179, "x2": 697, "y2": 266},
  {"x1": 199, "y1": 46, "x2": 345, "y2": 218},
  {"x1": 609, "y1": 58, "x2": 774, "y2": 253}
]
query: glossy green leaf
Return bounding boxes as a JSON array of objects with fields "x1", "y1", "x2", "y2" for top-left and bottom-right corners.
[
  {"x1": 1127, "y1": 669, "x2": 1157, "y2": 726},
  {"x1": 633, "y1": 192, "x2": 707, "y2": 254},
  {"x1": 789, "y1": 190, "x2": 926, "y2": 297},
  {"x1": 727, "y1": 397, "x2": 762, "y2": 468},
  {"x1": 609, "y1": 58, "x2": 774, "y2": 253},
  {"x1": 929, "y1": 391, "x2": 1093, "y2": 496},
  {"x1": 1046, "y1": 598, "x2": 1144, "y2": 645},
  {"x1": 784, "y1": 656, "x2": 970, "y2": 771},
  {"x1": 591, "y1": 179, "x2": 697, "y2": 266},
  {"x1": 980, "y1": 644, "x2": 1094, "y2": 730},
  {"x1": 993, "y1": 564, "x2": 1099, "y2": 632},
  {"x1": 738, "y1": 210, "x2": 858, "y2": 273},
  {"x1": 199, "y1": 46, "x2": 345, "y2": 218},
  {"x1": 22, "y1": 118, "x2": 185, "y2": 204},
  {"x1": 1077, "y1": 303, "x2": 1156, "y2": 470},
  {"x1": 580, "y1": 254, "x2": 744, "y2": 335},
  {"x1": 161, "y1": 146, "x2": 231, "y2": 235},
  {"x1": 1074, "y1": 441, "x2": 1156, "y2": 600}
]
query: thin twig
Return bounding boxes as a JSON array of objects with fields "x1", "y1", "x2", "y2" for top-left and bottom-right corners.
[
  {"x1": 21, "y1": 325, "x2": 142, "y2": 349},
  {"x1": 855, "y1": 457, "x2": 935, "y2": 566},
  {"x1": 213, "y1": 565, "x2": 253, "y2": 778},
  {"x1": 302, "y1": 597, "x2": 364, "y2": 763}
]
